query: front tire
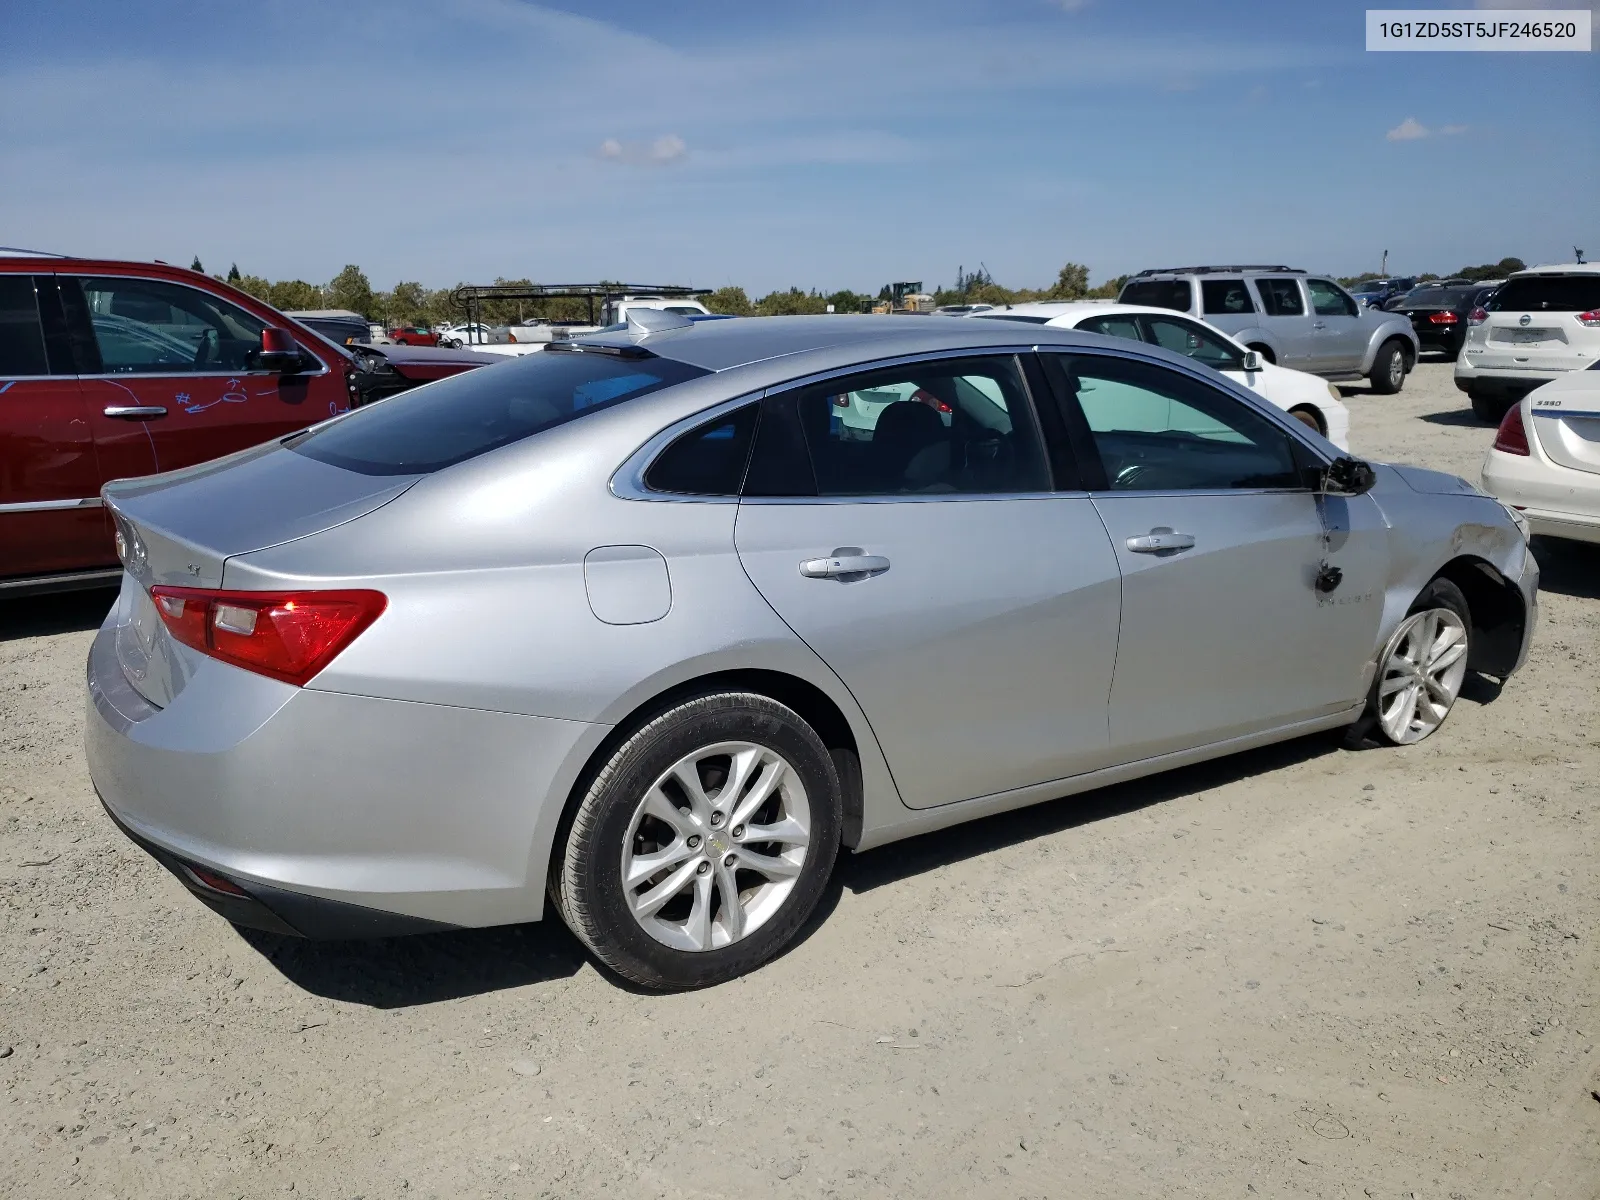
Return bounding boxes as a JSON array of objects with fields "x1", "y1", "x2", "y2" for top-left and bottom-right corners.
[
  {"x1": 1367, "y1": 578, "x2": 1471, "y2": 746},
  {"x1": 1368, "y1": 339, "x2": 1408, "y2": 394},
  {"x1": 1288, "y1": 405, "x2": 1325, "y2": 435},
  {"x1": 554, "y1": 692, "x2": 842, "y2": 990}
]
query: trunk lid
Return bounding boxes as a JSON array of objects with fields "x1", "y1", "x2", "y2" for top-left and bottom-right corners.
[
  {"x1": 103, "y1": 441, "x2": 419, "y2": 707},
  {"x1": 1528, "y1": 372, "x2": 1600, "y2": 477}
]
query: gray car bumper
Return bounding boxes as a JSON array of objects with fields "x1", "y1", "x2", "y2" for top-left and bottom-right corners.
[{"x1": 85, "y1": 622, "x2": 599, "y2": 933}]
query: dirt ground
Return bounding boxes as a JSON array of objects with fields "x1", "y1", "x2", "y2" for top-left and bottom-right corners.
[{"x1": 2, "y1": 359, "x2": 1597, "y2": 1200}]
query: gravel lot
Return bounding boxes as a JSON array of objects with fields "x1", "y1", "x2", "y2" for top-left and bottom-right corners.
[{"x1": 2, "y1": 359, "x2": 1597, "y2": 1200}]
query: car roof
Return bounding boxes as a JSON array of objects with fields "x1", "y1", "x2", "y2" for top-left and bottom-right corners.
[
  {"x1": 970, "y1": 301, "x2": 1174, "y2": 322},
  {"x1": 1130, "y1": 265, "x2": 1304, "y2": 278},
  {"x1": 1510, "y1": 262, "x2": 1600, "y2": 276},
  {"x1": 570, "y1": 313, "x2": 1107, "y2": 373}
]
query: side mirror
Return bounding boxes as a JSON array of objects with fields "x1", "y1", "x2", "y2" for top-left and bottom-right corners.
[
  {"x1": 1240, "y1": 350, "x2": 1265, "y2": 372},
  {"x1": 258, "y1": 327, "x2": 303, "y2": 373},
  {"x1": 1322, "y1": 456, "x2": 1376, "y2": 497}
]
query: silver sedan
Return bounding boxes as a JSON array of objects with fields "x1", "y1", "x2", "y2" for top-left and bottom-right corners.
[{"x1": 87, "y1": 313, "x2": 1538, "y2": 989}]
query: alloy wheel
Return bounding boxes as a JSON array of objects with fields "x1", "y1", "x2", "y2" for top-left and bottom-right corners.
[
  {"x1": 1388, "y1": 350, "x2": 1405, "y2": 389},
  {"x1": 1376, "y1": 608, "x2": 1469, "y2": 744},
  {"x1": 621, "y1": 741, "x2": 811, "y2": 952}
]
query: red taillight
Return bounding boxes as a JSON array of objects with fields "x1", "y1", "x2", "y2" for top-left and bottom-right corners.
[
  {"x1": 149, "y1": 587, "x2": 386, "y2": 686},
  {"x1": 1467, "y1": 307, "x2": 1489, "y2": 326},
  {"x1": 1492, "y1": 405, "x2": 1530, "y2": 456},
  {"x1": 911, "y1": 388, "x2": 954, "y2": 415},
  {"x1": 1428, "y1": 311, "x2": 1459, "y2": 325},
  {"x1": 1577, "y1": 309, "x2": 1600, "y2": 328}
]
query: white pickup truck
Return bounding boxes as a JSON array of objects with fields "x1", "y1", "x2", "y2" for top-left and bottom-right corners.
[{"x1": 469, "y1": 294, "x2": 716, "y2": 357}]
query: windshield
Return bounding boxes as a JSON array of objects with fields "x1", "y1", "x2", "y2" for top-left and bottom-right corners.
[{"x1": 289, "y1": 349, "x2": 710, "y2": 475}]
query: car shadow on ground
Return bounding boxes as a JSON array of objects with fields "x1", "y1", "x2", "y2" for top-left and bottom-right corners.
[
  {"x1": 1532, "y1": 536, "x2": 1600, "y2": 600},
  {"x1": 0, "y1": 587, "x2": 117, "y2": 644},
  {"x1": 1419, "y1": 409, "x2": 1486, "y2": 428},
  {"x1": 235, "y1": 911, "x2": 590, "y2": 1008}
]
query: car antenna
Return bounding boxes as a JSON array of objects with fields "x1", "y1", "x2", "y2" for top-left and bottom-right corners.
[{"x1": 1577, "y1": 246, "x2": 1587, "y2": 265}]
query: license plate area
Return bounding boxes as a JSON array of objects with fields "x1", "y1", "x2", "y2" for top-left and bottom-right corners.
[{"x1": 1495, "y1": 327, "x2": 1564, "y2": 345}]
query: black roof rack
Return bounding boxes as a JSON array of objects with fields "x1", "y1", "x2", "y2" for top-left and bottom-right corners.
[
  {"x1": 449, "y1": 283, "x2": 712, "y2": 326},
  {"x1": 1131, "y1": 265, "x2": 1303, "y2": 277}
]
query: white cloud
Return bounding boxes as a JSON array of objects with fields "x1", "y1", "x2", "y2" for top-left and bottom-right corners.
[
  {"x1": 1387, "y1": 116, "x2": 1430, "y2": 141},
  {"x1": 597, "y1": 133, "x2": 688, "y2": 165}
]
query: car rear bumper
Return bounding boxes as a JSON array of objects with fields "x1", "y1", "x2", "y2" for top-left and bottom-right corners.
[
  {"x1": 1481, "y1": 446, "x2": 1600, "y2": 546},
  {"x1": 85, "y1": 619, "x2": 601, "y2": 935}
]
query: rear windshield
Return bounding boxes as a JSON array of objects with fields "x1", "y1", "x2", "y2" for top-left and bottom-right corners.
[
  {"x1": 1118, "y1": 280, "x2": 1192, "y2": 311},
  {"x1": 1489, "y1": 275, "x2": 1600, "y2": 313},
  {"x1": 1400, "y1": 286, "x2": 1476, "y2": 307},
  {"x1": 289, "y1": 349, "x2": 709, "y2": 475}
]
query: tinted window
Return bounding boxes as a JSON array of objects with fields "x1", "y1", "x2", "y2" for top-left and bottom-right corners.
[
  {"x1": 644, "y1": 404, "x2": 758, "y2": 495},
  {"x1": 1141, "y1": 316, "x2": 1245, "y2": 372},
  {"x1": 788, "y1": 356, "x2": 1048, "y2": 496},
  {"x1": 78, "y1": 276, "x2": 270, "y2": 373},
  {"x1": 1255, "y1": 277, "x2": 1305, "y2": 317},
  {"x1": 1058, "y1": 354, "x2": 1299, "y2": 492},
  {"x1": 1489, "y1": 275, "x2": 1600, "y2": 313},
  {"x1": 1306, "y1": 279, "x2": 1359, "y2": 317},
  {"x1": 291, "y1": 349, "x2": 710, "y2": 476},
  {"x1": 1399, "y1": 286, "x2": 1476, "y2": 308},
  {"x1": 0, "y1": 275, "x2": 49, "y2": 375},
  {"x1": 1119, "y1": 280, "x2": 1192, "y2": 312},
  {"x1": 1075, "y1": 314, "x2": 1144, "y2": 341},
  {"x1": 1201, "y1": 279, "x2": 1256, "y2": 316}
]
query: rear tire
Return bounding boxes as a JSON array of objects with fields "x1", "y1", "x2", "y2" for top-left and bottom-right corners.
[
  {"x1": 1470, "y1": 390, "x2": 1508, "y2": 424},
  {"x1": 1359, "y1": 578, "x2": 1472, "y2": 747},
  {"x1": 554, "y1": 692, "x2": 842, "y2": 991},
  {"x1": 1368, "y1": 340, "x2": 1408, "y2": 394}
]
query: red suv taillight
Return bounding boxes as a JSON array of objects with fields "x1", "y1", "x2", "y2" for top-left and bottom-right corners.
[
  {"x1": 1577, "y1": 308, "x2": 1600, "y2": 328},
  {"x1": 149, "y1": 587, "x2": 386, "y2": 686},
  {"x1": 1491, "y1": 405, "x2": 1530, "y2": 457},
  {"x1": 1467, "y1": 307, "x2": 1489, "y2": 326},
  {"x1": 1428, "y1": 311, "x2": 1459, "y2": 325}
]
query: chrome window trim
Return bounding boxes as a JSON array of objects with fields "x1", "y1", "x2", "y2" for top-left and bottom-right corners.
[
  {"x1": 70, "y1": 272, "x2": 333, "y2": 379},
  {"x1": 0, "y1": 373, "x2": 62, "y2": 382},
  {"x1": 0, "y1": 496, "x2": 102, "y2": 513},
  {"x1": 737, "y1": 490, "x2": 1090, "y2": 507}
]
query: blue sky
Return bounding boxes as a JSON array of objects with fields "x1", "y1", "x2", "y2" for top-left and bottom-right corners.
[{"x1": 2, "y1": 0, "x2": 1595, "y2": 294}]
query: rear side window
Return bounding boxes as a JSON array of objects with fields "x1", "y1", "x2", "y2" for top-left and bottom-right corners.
[
  {"x1": 1255, "y1": 277, "x2": 1305, "y2": 316},
  {"x1": 1118, "y1": 280, "x2": 1192, "y2": 312},
  {"x1": 1490, "y1": 275, "x2": 1600, "y2": 313},
  {"x1": 1201, "y1": 279, "x2": 1255, "y2": 316},
  {"x1": 644, "y1": 404, "x2": 758, "y2": 495},
  {"x1": 290, "y1": 349, "x2": 710, "y2": 476},
  {"x1": 0, "y1": 275, "x2": 49, "y2": 375}
]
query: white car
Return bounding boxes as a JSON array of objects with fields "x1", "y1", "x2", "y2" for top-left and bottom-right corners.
[
  {"x1": 438, "y1": 322, "x2": 498, "y2": 347},
  {"x1": 1455, "y1": 263, "x2": 1600, "y2": 423},
  {"x1": 1480, "y1": 361, "x2": 1600, "y2": 545},
  {"x1": 974, "y1": 302, "x2": 1350, "y2": 449}
]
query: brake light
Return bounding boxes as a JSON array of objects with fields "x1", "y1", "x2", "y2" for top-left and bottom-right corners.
[
  {"x1": 911, "y1": 388, "x2": 954, "y2": 415},
  {"x1": 149, "y1": 586, "x2": 386, "y2": 686},
  {"x1": 1428, "y1": 311, "x2": 1459, "y2": 325},
  {"x1": 1491, "y1": 405, "x2": 1530, "y2": 456},
  {"x1": 1577, "y1": 309, "x2": 1600, "y2": 328},
  {"x1": 1467, "y1": 307, "x2": 1489, "y2": 326}
]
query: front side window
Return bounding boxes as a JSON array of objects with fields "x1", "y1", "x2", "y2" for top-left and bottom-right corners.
[
  {"x1": 1118, "y1": 279, "x2": 1193, "y2": 312},
  {"x1": 290, "y1": 348, "x2": 710, "y2": 476},
  {"x1": 644, "y1": 404, "x2": 758, "y2": 495},
  {"x1": 1141, "y1": 316, "x2": 1245, "y2": 372},
  {"x1": 781, "y1": 356, "x2": 1049, "y2": 497},
  {"x1": 0, "y1": 275, "x2": 48, "y2": 375},
  {"x1": 77, "y1": 276, "x2": 269, "y2": 374},
  {"x1": 1255, "y1": 277, "x2": 1306, "y2": 317},
  {"x1": 1306, "y1": 278, "x2": 1359, "y2": 317},
  {"x1": 1055, "y1": 354, "x2": 1300, "y2": 492},
  {"x1": 1201, "y1": 279, "x2": 1256, "y2": 316}
]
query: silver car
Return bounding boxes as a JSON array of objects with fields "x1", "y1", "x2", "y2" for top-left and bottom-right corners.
[{"x1": 86, "y1": 314, "x2": 1537, "y2": 989}]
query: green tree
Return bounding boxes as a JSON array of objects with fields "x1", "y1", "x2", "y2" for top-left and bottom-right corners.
[
  {"x1": 705, "y1": 286, "x2": 754, "y2": 316},
  {"x1": 226, "y1": 263, "x2": 241, "y2": 282},
  {"x1": 387, "y1": 281, "x2": 428, "y2": 324},
  {"x1": 268, "y1": 280, "x2": 324, "y2": 311},
  {"x1": 756, "y1": 288, "x2": 829, "y2": 316},
  {"x1": 190, "y1": 256, "x2": 205, "y2": 273},
  {"x1": 328, "y1": 264, "x2": 375, "y2": 317},
  {"x1": 824, "y1": 289, "x2": 866, "y2": 314},
  {"x1": 1087, "y1": 272, "x2": 1131, "y2": 300},
  {"x1": 1046, "y1": 262, "x2": 1090, "y2": 301},
  {"x1": 233, "y1": 274, "x2": 273, "y2": 302}
]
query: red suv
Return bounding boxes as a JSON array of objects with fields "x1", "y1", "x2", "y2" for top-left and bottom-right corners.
[{"x1": 0, "y1": 256, "x2": 364, "y2": 596}]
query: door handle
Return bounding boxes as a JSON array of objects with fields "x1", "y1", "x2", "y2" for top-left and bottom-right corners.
[
  {"x1": 798, "y1": 554, "x2": 890, "y2": 579},
  {"x1": 1312, "y1": 321, "x2": 1327, "y2": 330},
  {"x1": 1125, "y1": 530, "x2": 1196, "y2": 554},
  {"x1": 103, "y1": 405, "x2": 168, "y2": 419}
]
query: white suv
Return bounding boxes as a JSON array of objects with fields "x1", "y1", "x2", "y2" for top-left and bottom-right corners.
[{"x1": 1455, "y1": 263, "x2": 1600, "y2": 423}]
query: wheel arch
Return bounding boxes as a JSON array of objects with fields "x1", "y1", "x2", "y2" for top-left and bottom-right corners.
[
  {"x1": 1430, "y1": 554, "x2": 1527, "y2": 677},
  {"x1": 544, "y1": 669, "x2": 871, "y2": 897}
]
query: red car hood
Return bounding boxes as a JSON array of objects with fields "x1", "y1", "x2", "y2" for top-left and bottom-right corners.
[{"x1": 364, "y1": 343, "x2": 504, "y2": 381}]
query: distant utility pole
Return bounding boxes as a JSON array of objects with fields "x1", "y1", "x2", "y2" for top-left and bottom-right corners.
[{"x1": 1381, "y1": 249, "x2": 1388, "y2": 275}]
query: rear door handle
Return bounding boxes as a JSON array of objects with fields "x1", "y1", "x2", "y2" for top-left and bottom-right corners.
[
  {"x1": 799, "y1": 554, "x2": 890, "y2": 579},
  {"x1": 1125, "y1": 531, "x2": 1196, "y2": 554},
  {"x1": 1312, "y1": 321, "x2": 1327, "y2": 330},
  {"x1": 103, "y1": 406, "x2": 167, "y2": 419}
]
